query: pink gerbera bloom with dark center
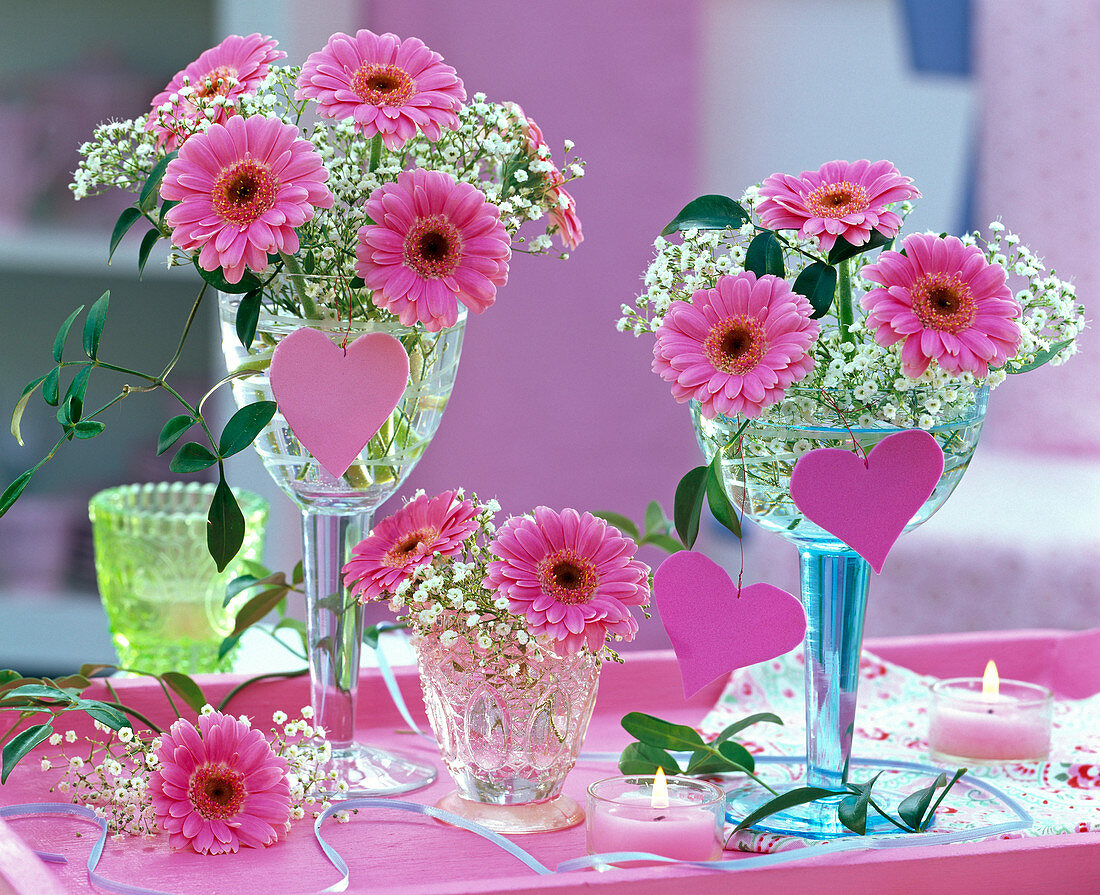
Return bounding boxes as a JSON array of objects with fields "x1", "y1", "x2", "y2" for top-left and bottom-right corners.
[
  {"x1": 147, "y1": 34, "x2": 285, "y2": 151},
  {"x1": 356, "y1": 168, "x2": 510, "y2": 331},
  {"x1": 652, "y1": 271, "x2": 819, "y2": 419},
  {"x1": 758, "y1": 159, "x2": 920, "y2": 253},
  {"x1": 150, "y1": 711, "x2": 290, "y2": 855},
  {"x1": 160, "y1": 114, "x2": 333, "y2": 284},
  {"x1": 860, "y1": 233, "x2": 1021, "y2": 378},
  {"x1": 296, "y1": 29, "x2": 465, "y2": 149},
  {"x1": 485, "y1": 508, "x2": 649, "y2": 654},
  {"x1": 343, "y1": 490, "x2": 479, "y2": 602}
]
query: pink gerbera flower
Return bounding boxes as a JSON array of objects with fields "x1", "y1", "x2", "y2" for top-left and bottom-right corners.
[
  {"x1": 652, "y1": 271, "x2": 819, "y2": 419},
  {"x1": 150, "y1": 711, "x2": 290, "y2": 855},
  {"x1": 485, "y1": 508, "x2": 650, "y2": 654},
  {"x1": 509, "y1": 104, "x2": 583, "y2": 250},
  {"x1": 296, "y1": 29, "x2": 465, "y2": 149},
  {"x1": 356, "y1": 168, "x2": 510, "y2": 331},
  {"x1": 147, "y1": 34, "x2": 286, "y2": 151},
  {"x1": 160, "y1": 114, "x2": 333, "y2": 284},
  {"x1": 343, "y1": 490, "x2": 479, "y2": 602},
  {"x1": 860, "y1": 233, "x2": 1021, "y2": 378},
  {"x1": 758, "y1": 160, "x2": 920, "y2": 253}
]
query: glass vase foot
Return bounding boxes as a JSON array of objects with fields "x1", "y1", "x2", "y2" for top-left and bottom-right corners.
[
  {"x1": 435, "y1": 791, "x2": 584, "y2": 834},
  {"x1": 318, "y1": 743, "x2": 437, "y2": 798}
]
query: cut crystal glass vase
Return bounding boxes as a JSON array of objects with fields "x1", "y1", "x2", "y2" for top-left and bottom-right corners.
[
  {"x1": 220, "y1": 292, "x2": 466, "y2": 796},
  {"x1": 416, "y1": 628, "x2": 600, "y2": 833},
  {"x1": 692, "y1": 384, "x2": 988, "y2": 838}
]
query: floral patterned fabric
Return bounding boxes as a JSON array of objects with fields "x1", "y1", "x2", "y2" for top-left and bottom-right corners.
[{"x1": 701, "y1": 649, "x2": 1100, "y2": 851}]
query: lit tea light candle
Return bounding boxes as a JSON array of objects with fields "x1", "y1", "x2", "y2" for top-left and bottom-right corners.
[
  {"x1": 929, "y1": 660, "x2": 1053, "y2": 765},
  {"x1": 586, "y1": 769, "x2": 725, "y2": 862}
]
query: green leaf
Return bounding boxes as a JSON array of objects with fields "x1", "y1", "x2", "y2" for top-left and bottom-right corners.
[
  {"x1": 79, "y1": 663, "x2": 118, "y2": 678},
  {"x1": 235, "y1": 289, "x2": 262, "y2": 350},
  {"x1": 137, "y1": 228, "x2": 160, "y2": 278},
  {"x1": 705, "y1": 451, "x2": 741, "y2": 539},
  {"x1": 160, "y1": 672, "x2": 207, "y2": 714},
  {"x1": 108, "y1": 207, "x2": 142, "y2": 263},
  {"x1": 618, "y1": 741, "x2": 683, "y2": 776},
  {"x1": 2, "y1": 723, "x2": 53, "y2": 783},
  {"x1": 291, "y1": 560, "x2": 304, "y2": 585},
  {"x1": 195, "y1": 262, "x2": 263, "y2": 294},
  {"x1": 644, "y1": 500, "x2": 667, "y2": 536},
  {"x1": 621, "y1": 711, "x2": 706, "y2": 751},
  {"x1": 673, "y1": 465, "x2": 707, "y2": 549},
  {"x1": 826, "y1": 230, "x2": 893, "y2": 265},
  {"x1": 73, "y1": 421, "x2": 106, "y2": 440},
  {"x1": 897, "y1": 772, "x2": 948, "y2": 831},
  {"x1": 158, "y1": 198, "x2": 179, "y2": 226},
  {"x1": 638, "y1": 532, "x2": 683, "y2": 553},
  {"x1": 64, "y1": 365, "x2": 93, "y2": 420},
  {"x1": 75, "y1": 700, "x2": 130, "y2": 731},
  {"x1": 591, "y1": 511, "x2": 640, "y2": 541},
  {"x1": 1, "y1": 683, "x2": 77, "y2": 704},
  {"x1": 157, "y1": 415, "x2": 196, "y2": 455},
  {"x1": 733, "y1": 786, "x2": 845, "y2": 832},
  {"x1": 52, "y1": 305, "x2": 86, "y2": 363},
  {"x1": 745, "y1": 231, "x2": 784, "y2": 278},
  {"x1": 363, "y1": 624, "x2": 382, "y2": 650},
  {"x1": 139, "y1": 150, "x2": 178, "y2": 211},
  {"x1": 169, "y1": 442, "x2": 218, "y2": 473},
  {"x1": 792, "y1": 261, "x2": 838, "y2": 320},
  {"x1": 661, "y1": 195, "x2": 750, "y2": 235},
  {"x1": 218, "y1": 401, "x2": 276, "y2": 458},
  {"x1": 230, "y1": 584, "x2": 291, "y2": 635},
  {"x1": 10, "y1": 376, "x2": 47, "y2": 446},
  {"x1": 42, "y1": 367, "x2": 60, "y2": 406},
  {"x1": 918, "y1": 767, "x2": 966, "y2": 831},
  {"x1": 82, "y1": 291, "x2": 110, "y2": 360},
  {"x1": 838, "y1": 773, "x2": 883, "y2": 835},
  {"x1": 685, "y1": 740, "x2": 756, "y2": 775},
  {"x1": 714, "y1": 712, "x2": 783, "y2": 744},
  {"x1": 348, "y1": 276, "x2": 365, "y2": 290},
  {"x1": 0, "y1": 470, "x2": 35, "y2": 517},
  {"x1": 207, "y1": 476, "x2": 245, "y2": 572},
  {"x1": 217, "y1": 632, "x2": 243, "y2": 661},
  {"x1": 224, "y1": 571, "x2": 287, "y2": 607},
  {"x1": 1005, "y1": 339, "x2": 1073, "y2": 375}
]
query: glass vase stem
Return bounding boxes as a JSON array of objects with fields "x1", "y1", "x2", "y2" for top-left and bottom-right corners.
[
  {"x1": 799, "y1": 544, "x2": 871, "y2": 792},
  {"x1": 302, "y1": 509, "x2": 367, "y2": 751}
]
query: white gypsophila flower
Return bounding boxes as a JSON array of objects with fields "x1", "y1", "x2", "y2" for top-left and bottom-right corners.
[{"x1": 440, "y1": 630, "x2": 459, "y2": 647}]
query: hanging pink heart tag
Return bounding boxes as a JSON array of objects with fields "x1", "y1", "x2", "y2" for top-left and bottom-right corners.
[
  {"x1": 653, "y1": 551, "x2": 806, "y2": 698},
  {"x1": 269, "y1": 327, "x2": 410, "y2": 479},
  {"x1": 789, "y1": 429, "x2": 945, "y2": 573}
]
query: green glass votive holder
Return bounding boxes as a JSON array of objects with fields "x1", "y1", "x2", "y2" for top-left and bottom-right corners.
[{"x1": 89, "y1": 482, "x2": 268, "y2": 674}]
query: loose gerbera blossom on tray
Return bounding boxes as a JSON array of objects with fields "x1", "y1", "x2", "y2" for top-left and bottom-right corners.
[
  {"x1": 620, "y1": 159, "x2": 1086, "y2": 428},
  {"x1": 343, "y1": 491, "x2": 650, "y2": 662}
]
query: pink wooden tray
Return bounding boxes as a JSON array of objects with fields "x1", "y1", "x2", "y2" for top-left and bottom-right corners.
[{"x1": 1, "y1": 628, "x2": 1098, "y2": 894}]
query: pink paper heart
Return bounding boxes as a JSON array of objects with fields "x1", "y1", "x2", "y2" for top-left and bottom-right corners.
[
  {"x1": 653, "y1": 551, "x2": 806, "y2": 698},
  {"x1": 789, "y1": 429, "x2": 945, "y2": 573},
  {"x1": 269, "y1": 327, "x2": 410, "y2": 479}
]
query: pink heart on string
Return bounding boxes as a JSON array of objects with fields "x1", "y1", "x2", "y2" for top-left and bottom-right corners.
[
  {"x1": 269, "y1": 327, "x2": 409, "y2": 479},
  {"x1": 789, "y1": 428, "x2": 945, "y2": 573},
  {"x1": 653, "y1": 551, "x2": 806, "y2": 698}
]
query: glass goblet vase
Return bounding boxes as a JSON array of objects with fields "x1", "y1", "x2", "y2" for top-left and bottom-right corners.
[
  {"x1": 692, "y1": 385, "x2": 988, "y2": 838},
  {"x1": 220, "y1": 293, "x2": 466, "y2": 796}
]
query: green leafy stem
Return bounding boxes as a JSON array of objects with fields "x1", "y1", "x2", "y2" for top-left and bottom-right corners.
[{"x1": 618, "y1": 710, "x2": 966, "y2": 836}]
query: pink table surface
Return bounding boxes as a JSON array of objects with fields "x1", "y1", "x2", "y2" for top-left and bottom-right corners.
[{"x1": 1, "y1": 629, "x2": 1098, "y2": 895}]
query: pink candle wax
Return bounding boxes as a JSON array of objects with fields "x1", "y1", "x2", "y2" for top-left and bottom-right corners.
[
  {"x1": 586, "y1": 775, "x2": 724, "y2": 862},
  {"x1": 929, "y1": 676, "x2": 1052, "y2": 764}
]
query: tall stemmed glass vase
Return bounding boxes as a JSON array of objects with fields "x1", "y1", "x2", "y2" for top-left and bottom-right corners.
[
  {"x1": 220, "y1": 293, "x2": 466, "y2": 795},
  {"x1": 692, "y1": 385, "x2": 988, "y2": 838}
]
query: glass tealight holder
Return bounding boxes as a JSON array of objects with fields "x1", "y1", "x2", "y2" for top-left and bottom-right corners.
[
  {"x1": 929, "y1": 677, "x2": 1053, "y2": 765},
  {"x1": 586, "y1": 775, "x2": 725, "y2": 862},
  {"x1": 89, "y1": 482, "x2": 268, "y2": 674}
]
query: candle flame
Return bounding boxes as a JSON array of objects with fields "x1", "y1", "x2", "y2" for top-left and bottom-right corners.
[
  {"x1": 982, "y1": 659, "x2": 1000, "y2": 697},
  {"x1": 651, "y1": 766, "x2": 669, "y2": 809}
]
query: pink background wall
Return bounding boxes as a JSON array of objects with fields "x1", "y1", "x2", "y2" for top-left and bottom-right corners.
[{"x1": 365, "y1": 0, "x2": 705, "y2": 533}]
